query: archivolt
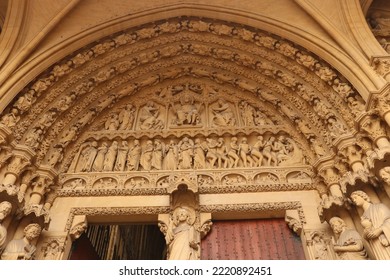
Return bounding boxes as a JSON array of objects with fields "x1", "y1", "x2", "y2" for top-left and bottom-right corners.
[{"x1": 0, "y1": 17, "x2": 366, "y2": 173}]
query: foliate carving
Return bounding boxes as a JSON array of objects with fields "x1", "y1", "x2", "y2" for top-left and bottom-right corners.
[
  {"x1": 359, "y1": 114, "x2": 388, "y2": 143},
  {"x1": 371, "y1": 57, "x2": 390, "y2": 79},
  {"x1": 6, "y1": 155, "x2": 31, "y2": 176}
]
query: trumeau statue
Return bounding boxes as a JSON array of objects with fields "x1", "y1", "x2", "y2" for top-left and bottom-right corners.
[
  {"x1": 164, "y1": 206, "x2": 199, "y2": 260},
  {"x1": 1, "y1": 223, "x2": 42, "y2": 260},
  {"x1": 329, "y1": 217, "x2": 368, "y2": 260},
  {"x1": 351, "y1": 191, "x2": 390, "y2": 259}
]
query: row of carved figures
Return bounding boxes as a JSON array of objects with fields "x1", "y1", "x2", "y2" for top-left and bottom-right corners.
[{"x1": 70, "y1": 135, "x2": 304, "y2": 173}]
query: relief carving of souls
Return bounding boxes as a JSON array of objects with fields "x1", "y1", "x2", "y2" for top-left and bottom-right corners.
[
  {"x1": 211, "y1": 98, "x2": 236, "y2": 127},
  {"x1": 138, "y1": 101, "x2": 164, "y2": 130},
  {"x1": 171, "y1": 93, "x2": 202, "y2": 125}
]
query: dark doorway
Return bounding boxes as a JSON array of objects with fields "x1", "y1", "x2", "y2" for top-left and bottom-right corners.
[{"x1": 69, "y1": 224, "x2": 166, "y2": 260}]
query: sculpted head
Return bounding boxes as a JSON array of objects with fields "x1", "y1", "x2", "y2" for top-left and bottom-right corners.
[
  {"x1": 329, "y1": 217, "x2": 346, "y2": 235},
  {"x1": 24, "y1": 223, "x2": 42, "y2": 241},
  {"x1": 350, "y1": 190, "x2": 370, "y2": 207},
  {"x1": 0, "y1": 201, "x2": 12, "y2": 221}
]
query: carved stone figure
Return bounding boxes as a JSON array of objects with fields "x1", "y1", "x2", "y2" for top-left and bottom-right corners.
[
  {"x1": 104, "y1": 112, "x2": 120, "y2": 130},
  {"x1": 327, "y1": 117, "x2": 347, "y2": 140},
  {"x1": 0, "y1": 109, "x2": 20, "y2": 128},
  {"x1": 42, "y1": 240, "x2": 61, "y2": 260},
  {"x1": 165, "y1": 207, "x2": 199, "y2": 260},
  {"x1": 329, "y1": 217, "x2": 368, "y2": 260},
  {"x1": 140, "y1": 140, "x2": 154, "y2": 171},
  {"x1": 262, "y1": 136, "x2": 278, "y2": 166},
  {"x1": 311, "y1": 232, "x2": 330, "y2": 260},
  {"x1": 216, "y1": 138, "x2": 229, "y2": 168},
  {"x1": 171, "y1": 93, "x2": 201, "y2": 125},
  {"x1": 48, "y1": 146, "x2": 63, "y2": 167},
  {"x1": 77, "y1": 141, "x2": 98, "y2": 172},
  {"x1": 351, "y1": 190, "x2": 390, "y2": 259},
  {"x1": 163, "y1": 140, "x2": 178, "y2": 170},
  {"x1": 0, "y1": 201, "x2": 12, "y2": 252},
  {"x1": 92, "y1": 142, "x2": 108, "y2": 172},
  {"x1": 126, "y1": 140, "x2": 142, "y2": 171},
  {"x1": 139, "y1": 101, "x2": 164, "y2": 130},
  {"x1": 239, "y1": 100, "x2": 255, "y2": 126},
  {"x1": 114, "y1": 141, "x2": 129, "y2": 171},
  {"x1": 14, "y1": 90, "x2": 36, "y2": 113},
  {"x1": 227, "y1": 137, "x2": 240, "y2": 168},
  {"x1": 152, "y1": 139, "x2": 164, "y2": 170},
  {"x1": 205, "y1": 138, "x2": 218, "y2": 168},
  {"x1": 103, "y1": 141, "x2": 118, "y2": 171},
  {"x1": 211, "y1": 98, "x2": 236, "y2": 126},
  {"x1": 1, "y1": 223, "x2": 42, "y2": 260},
  {"x1": 178, "y1": 137, "x2": 194, "y2": 169},
  {"x1": 24, "y1": 128, "x2": 43, "y2": 149},
  {"x1": 58, "y1": 126, "x2": 78, "y2": 147},
  {"x1": 251, "y1": 136, "x2": 265, "y2": 166},
  {"x1": 239, "y1": 137, "x2": 254, "y2": 167},
  {"x1": 118, "y1": 104, "x2": 135, "y2": 130}
]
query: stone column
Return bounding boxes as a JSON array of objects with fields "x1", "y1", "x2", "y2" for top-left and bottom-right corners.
[{"x1": 359, "y1": 114, "x2": 390, "y2": 150}]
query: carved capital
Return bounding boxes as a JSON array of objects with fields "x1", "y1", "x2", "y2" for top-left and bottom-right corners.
[
  {"x1": 6, "y1": 155, "x2": 31, "y2": 177},
  {"x1": 359, "y1": 114, "x2": 388, "y2": 143},
  {"x1": 320, "y1": 167, "x2": 341, "y2": 187}
]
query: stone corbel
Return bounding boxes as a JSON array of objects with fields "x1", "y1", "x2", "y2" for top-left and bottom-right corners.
[
  {"x1": 69, "y1": 215, "x2": 88, "y2": 241},
  {"x1": 285, "y1": 209, "x2": 302, "y2": 235},
  {"x1": 370, "y1": 55, "x2": 390, "y2": 82}
]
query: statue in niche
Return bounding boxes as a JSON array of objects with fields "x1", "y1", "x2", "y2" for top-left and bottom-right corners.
[
  {"x1": 211, "y1": 98, "x2": 236, "y2": 126},
  {"x1": 25, "y1": 128, "x2": 43, "y2": 149},
  {"x1": 14, "y1": 90, "x2": 36, "y2": 113},
  {"x1": 140, "y1": 140, "x2": 154, "y2": 171},
  {"x1": 239, "y1": 100, "x2": 256, "y2": 126},
  {"x1": 311, "y1": 232, "x2": 330, "y2": 260},
  {"x1": 59, "y1": 126, "x2": 78, "y2": 147},
  {"x1": 103, "y1": 141, "x2": 118, "y2": 171},
  {"x1": 239, "y1": 137, "x2": 255, "y2": 167},
  {"x1": 193, "y1": 139, "x2": 206, "y2": 169},
  {"x1": 251, "y1": 136, "x2": 265, "y2": 167},
  {"x1": 152, "y1": 139, "x2": 164, "y2": 170},
  {"x1": 171, "y1": 92, "x2": 202, "y2": 125},
  {"x1": 227, "y1": 137, "x2": 240, "y2": 168},
  {"x1": 0, "y1": 108, "x2": 20, "y2": 128},
  {"x1": 351, "y1": 190, "x2": 390, "y2": 259},
  {"x1": 42, "y1": 240, "x2": 61, "y2": 260},
  {"x1": 104, "y1": 112, "x2": 120, "y2": 130},
  {"x1": 48, "y1": 146, "x2": 63, "y2": 167},
  {"x1": 327, "y1": 117, "x2": 347, "y2": 140},
  {"x1": 165, "y1": 206, "x2": 199, "y2": 260},
  {"x1": 77, "y1": 141, "x2": 98, "y2": 172},
  {"x1": 178, "y1": 137, "x2": 194, "y2": 169},
  {"x1": 114, "y1": 141, "x2": 129, "y2": 171},
  {"x1": 1, "y1": 223, "x2": 42, "y2": 260},
  {"x1": 118, "y1": 104, "x2": 135, "y2": 130},
  {"x1": 138, "y1": 101, "x2": 164, "y2": 130},
  {"x1": 0, "y1": 201, "x2": 12, "y2": 252},
  {"x1": 163, "y1": 140, "x2": 178, "y2": 170},
  {"x1": 329, "y1": 217, "x2": 368, "y2": 260},
  {"x1": 92, "y1": 142, "x2": 108, "y2": 172},
  {"x1": 216, "y1": 138, "x2": 229, "y2": 168},
  {"x1": 126, "y1": 140, "x2": 142, "y2": 171}
]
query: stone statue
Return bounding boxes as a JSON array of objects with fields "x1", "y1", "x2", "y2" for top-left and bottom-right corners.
[
  {"x1": 351, "y1": 190, "x2": 390, "y2": 259},
  {"x1": 165, "y1": 207, "x2": 199, "y2": 260},
  {"x1": 0, "y1": 201, "x2": 12, "y2": 252},
  {"x1": 178, "y1": 137, "x2": 194, "y2": 169},
  {"x1": 227, "y1": 137, "x2": 240, "y2": 168},
  {"x1": 171, "y1": 93, "x2": 201, "y2": 125},
  {"x1": 163, "y1": 140, "x2": 178, "y2": 170},
  {"x1": 126, "y1": 140, "x2": 142, "y2": 171},
  {"x1": 118, "y1": 104, "x2": 135, "y2": 130},
  {"x1": 1, "y1": 223, "x2": 42, "y2": 260},
  {"x1": 104, "y1": 112, "x2": 120, "y2": 130},
  {"x1": 92, "y1": 142, "x2": 108, "y2": 172},
  {"x1": 77, "y1": 141, "x2": 98, "y2": 172},
  {"x1": 151, "y1": 139, "x2": 164, "y2": 170},
  {"x1": 211, "y1": 98, "x2": 236, "y2": 126},
  {"x1": 262, "y1": 136, "x2": 278, "y2": 166},
  {"x1": 103, "y1": 141, "x2": 118, "y2": 171},
  {"x1": 140, "y1": 140, "x2": 154, "y2": 171},
  {"x1": 251, "y1": 136, "x2": 265, "y2": 166},
  {"x1": 114, "y1": 141, "x2": 129, "y2": 171},
  {"x1": 139, "y1": 101, "x2": 164, "y2": 130},
  {"x1": 216, "y1": 138, "x2": 229, "y2": 168},
  {"x1": 329, "y1": 217, "x2": 368, "y2": 260},
  {"x1": 239, "y1": 137, "x2": 255, "y2": 167},
  {"x1": 0, "y1": 108, "x2": 20, "y2": 128},
  {"x1": 311, "y1": 232, "x2": 329, "y2": 260},
  {"x1": 42, "y1": 240, "x2": 61, "y2": 260},
  {"x1": 239, "y1": 100, "x2": 256, "y2": 126}
]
